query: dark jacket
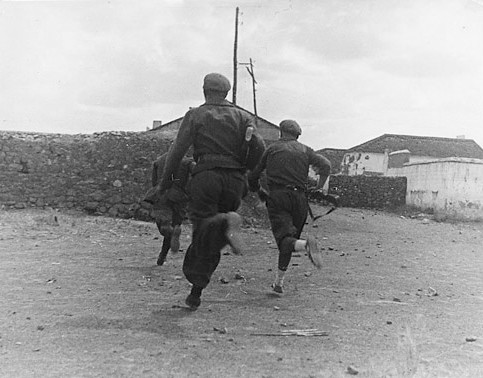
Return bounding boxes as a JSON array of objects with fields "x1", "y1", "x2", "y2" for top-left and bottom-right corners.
[
  {"x1": 152, "y1": 153, "x2": 193, "y2": 190},
  {"x1": 248, "y1": 137, "x2": 331, "y2": 191},
  {"x1": 159, "y1": 99, "x2": 265, "y2": 190},
  {"x1": 152, "y1": 152, "x2": 194, "y2": 203}
]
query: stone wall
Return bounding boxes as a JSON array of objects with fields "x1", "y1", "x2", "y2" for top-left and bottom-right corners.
[
  {"x1": 312, "y1": 174, "x2": 407, "y2": 209},
  {"x1": 1, "y1": 131, "x2": 407, "y2": 221},
  {"x1": 0, "y1": 131, "x2": 170, "y2": 219}
]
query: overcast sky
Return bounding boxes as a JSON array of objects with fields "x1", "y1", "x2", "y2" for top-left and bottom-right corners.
[{"x1": 1, "y1": 0, "x2": 483, "y2": 150}]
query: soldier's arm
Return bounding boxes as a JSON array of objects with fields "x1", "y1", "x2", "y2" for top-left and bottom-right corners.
[
  {"x1": 159, "y1": 112, "x2": 194, "y2": 191},
  {"x1": 247, "y1": 148, "x2": 269, "y2": 192},
  {"x1": 152, "y1": 154, "x2": 167, "y2": 187},
  {"x1": 248, "y1": 132, "x2": 266, "y2": 164},
  {"x1": 240, "y1": 112, "x2": 266, "y2": 171},
  {"x1": 308, "y1": 148, "x2": 331, "y2": 191},
  {"x1": 151, "y1": 161, "x2": 159, "y2": 187}
]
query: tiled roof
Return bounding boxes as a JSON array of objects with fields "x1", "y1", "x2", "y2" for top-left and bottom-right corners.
[{"x1": 348, "y1": 134, "x2": 483, "y2": 159}]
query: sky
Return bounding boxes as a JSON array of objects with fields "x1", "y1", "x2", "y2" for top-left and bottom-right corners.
[{"x1": 1, "y1": 0, "x2": 483, "y2": 150}]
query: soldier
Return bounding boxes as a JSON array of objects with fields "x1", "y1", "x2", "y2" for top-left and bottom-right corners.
[
  {"x1": 248, "y1": 119, "x2": 331, "y2": 294},
  {"x1": 150, "y1": 151, "x2": 194, "y2": 266},
  {"x1": 146, "y1": 72, "x2": 265, "y2": 310}
]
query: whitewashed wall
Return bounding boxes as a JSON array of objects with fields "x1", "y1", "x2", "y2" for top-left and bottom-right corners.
[
  {"x1": 341, "y1": 151, "x2": 437, "y2": 176},
  {"x1": 388, "y1": 158, "x2": 483, "y2": 220},
  {"x1": 341, "y1": 152, "x2": 386, "y2": 175}
]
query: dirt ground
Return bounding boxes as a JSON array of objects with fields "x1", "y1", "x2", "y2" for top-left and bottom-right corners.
[{"x1": 0, "y1": 205, "x2": 482, "y2": 378}]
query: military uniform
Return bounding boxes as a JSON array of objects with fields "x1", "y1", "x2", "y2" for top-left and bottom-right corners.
[
  {"x1": 151, "y1": 152, "x2": 194, "y2": 265},
  {"x1": 155, "y1": 73, "x2": 265, "y2": 309},
  {"x1": 248, "y1": 120, "x2": 331, "y2": 292}
]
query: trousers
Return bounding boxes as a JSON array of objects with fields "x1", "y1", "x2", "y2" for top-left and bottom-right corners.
[
  {"x1": 266, "y1": 188, "x2": 309, "y2": 271},
  {"x1": 182, "y1": 168, "x2": 246, "y2": 288}
]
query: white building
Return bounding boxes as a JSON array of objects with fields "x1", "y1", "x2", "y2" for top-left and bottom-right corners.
[
  {"x1": 340, "y1": 134, "x2": 483, "y2": 219},
  {"x1": 340, "y1": 134, "x2": 483, "y2": 176},
  {"x1": 388, "y1": 157, "x2": 483, "y2": 221}
]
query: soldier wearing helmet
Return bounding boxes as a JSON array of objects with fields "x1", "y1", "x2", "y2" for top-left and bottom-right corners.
[
  {"x1": 248, "y1": 119, "x2": 331, "y2": 294},
  {"x1": 146, "y1": 72, "x2": 265, "y2": 310}
]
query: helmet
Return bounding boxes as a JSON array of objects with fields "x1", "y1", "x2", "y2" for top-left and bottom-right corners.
[{"x1": 279, "y1": 119, "x2": 302, "y2": 136}]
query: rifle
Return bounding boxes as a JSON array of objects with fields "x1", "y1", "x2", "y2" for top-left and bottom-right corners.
[{"x1": 308, "y1": 192, "x2": 339, "y2": 221}]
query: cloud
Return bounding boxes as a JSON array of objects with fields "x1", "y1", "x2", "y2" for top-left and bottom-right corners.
[
  {"x1": 1, "y1": 0, "x2": 483, "y2": 150},
  {"x1": 369, "y1": 0, "x2": 483, "y2": 78},
  {"x1": 71, "y1": 1, "x2": 237, "y2": 109}
]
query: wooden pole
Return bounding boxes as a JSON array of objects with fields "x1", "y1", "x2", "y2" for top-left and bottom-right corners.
[
  {"x1": 249, "y1": 58, "x2": 257, "y2": 116},
  {"x1": 242, "y1": 58, "x2": 258, "y2": 116},
  {"x1": 232, "y1": 7, "x2": 239, "y2": 104}
]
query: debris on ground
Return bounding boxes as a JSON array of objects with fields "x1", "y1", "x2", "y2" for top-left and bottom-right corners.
[
  {"x1": 213, "y1": 327, "x2": 227, "y2": 334},
  {"x1": 251, "y1": 329, "x2": 328, "y2": 337},
  {"x1": 346, "y1": 365, "x2": 359, "y2": 375},
  {"x1": 219, "y1": 277, "x2": 229, "y2": 284}
]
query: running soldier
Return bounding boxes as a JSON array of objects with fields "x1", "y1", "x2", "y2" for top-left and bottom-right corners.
[
  {"x1": 150, "y1": 151, "x2": 194, "y2": 266},
  {"x1": 146, "y1": 72, "x2": 265, "y2": 310},
  {"x1": 248, "y1": 119, "x2": 331, "y2": 294}
]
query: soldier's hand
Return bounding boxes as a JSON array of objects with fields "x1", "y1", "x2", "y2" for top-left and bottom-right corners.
[
  {"x1": 320, "y1": 193, "x2": 339, "y2": 207},
  {"x1": 143, "y1": 187, "x2": 157, "y2": 205}
]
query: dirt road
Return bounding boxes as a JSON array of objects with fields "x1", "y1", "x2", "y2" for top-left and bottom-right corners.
[{"x1": 0, "y1": 206, "x2": 482, "y2": 377}]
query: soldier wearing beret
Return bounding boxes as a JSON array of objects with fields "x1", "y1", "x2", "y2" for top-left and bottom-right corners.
[
  {"x1": 248, "y1": 119, "x2": 331, "y2": 294},
  {"x1": 150, "y1": 72, "x2": 265, "y2": 309}
]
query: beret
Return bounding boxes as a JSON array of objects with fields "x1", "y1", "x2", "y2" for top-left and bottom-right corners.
[
  {"x1": 203, "y1": 73, "x2": 231, "y2": 92},
  {"x1": 279, "y1": 119, "x2": 302, "y2": 136}
]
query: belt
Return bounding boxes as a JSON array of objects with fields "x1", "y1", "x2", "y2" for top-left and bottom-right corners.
[
  {"x1": 269, "y1": 184, "x2": 307, "y2": 193},
  {"x1": 192, "y1": 154, "x2": 244, "y2": 175},
  {"x1": 197, "y1": 154, "x2": 240, "y2": 165}
]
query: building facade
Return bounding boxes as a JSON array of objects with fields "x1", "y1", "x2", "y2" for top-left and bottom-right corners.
[{"x1": 340, "y1": 134, "x2": 483, "y2": 176}]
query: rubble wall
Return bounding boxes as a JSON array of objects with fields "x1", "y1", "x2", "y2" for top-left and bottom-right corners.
[
  {"x1": 1, "y1": 131, "x2": 407, "y2": 221},
  {"x1": 0, "y1": 131, "x2": 170, "y2": 219},
  {"x1": 311, "y1": 175, "x2": 407, "y2": 209}
]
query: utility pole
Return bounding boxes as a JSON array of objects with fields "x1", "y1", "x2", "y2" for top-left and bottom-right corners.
[
  {"x1": 232, "y1": 7, "x2": 239, "y2": 104},
  {"x1": 240, "y1": 58, "x2": 257, "y2": 116}
]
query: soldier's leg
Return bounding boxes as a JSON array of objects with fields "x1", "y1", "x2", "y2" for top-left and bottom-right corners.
[
  {"x1": 182, "y1": 170, "x2": 244, "y2": 309},
  {"x1": 217, "y1": 171, "x2": 246, "y2": 254},
  {"x1": 292, "y1": 191, "x2": 309, "y2": 238},
  {"x1": 266, "y1": 190, "x2": 307, "y2": 293},
  {"x1": 292, "y1": 192, "x2": 321, "y2": 268},
  {"x1": 169, "y1": 202, "x2": 185, "y2": 253},
  {"x1": 153, "y1": 199, "x2": 174, "y2": 266},
  {"x1": 156, "y1": 219, "x2": 172, "y2": 266},
  {"x1": 182, "y1": 170, "x2": 223, "y2": 309}
]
